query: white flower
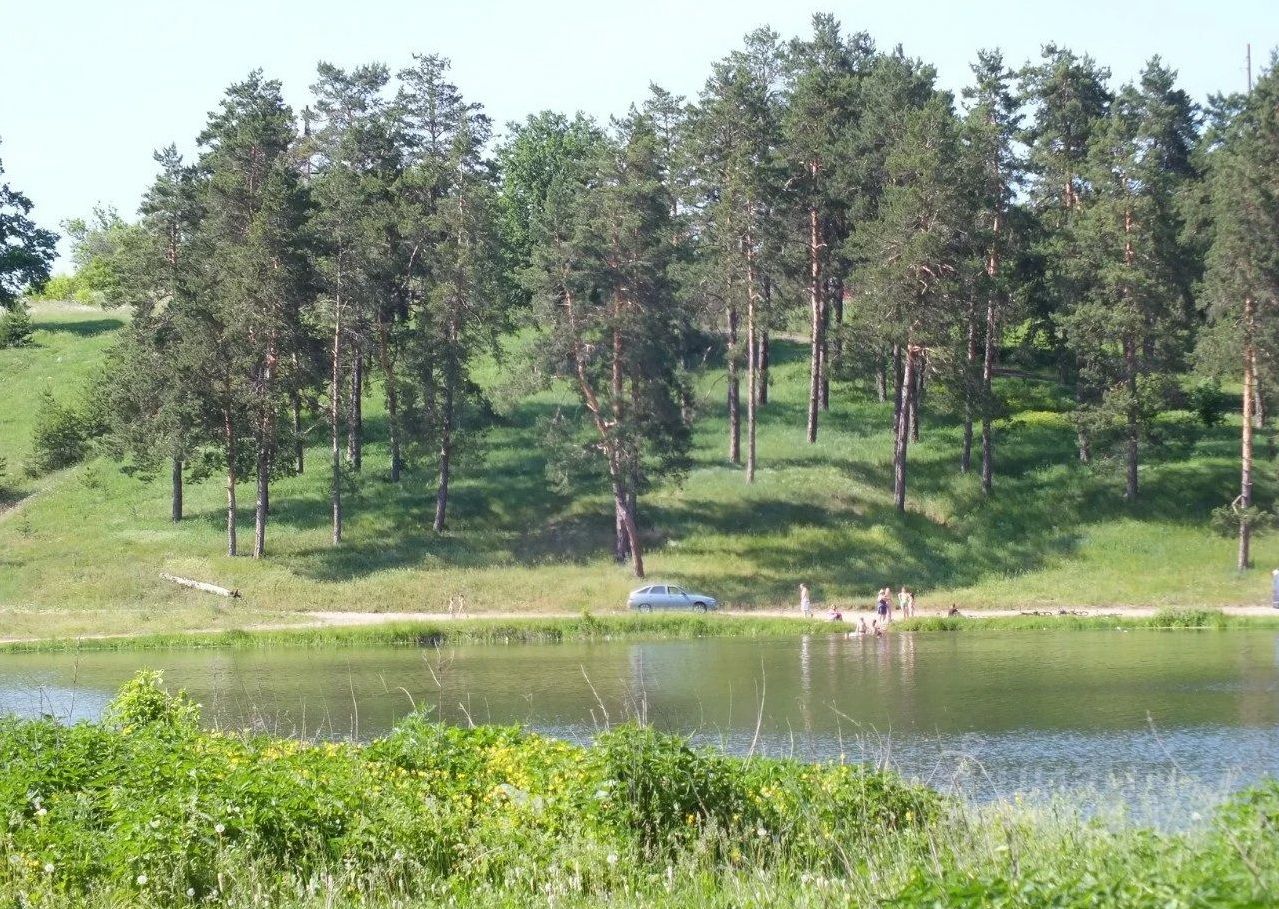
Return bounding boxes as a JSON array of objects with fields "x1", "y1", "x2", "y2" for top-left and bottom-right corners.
[
  {"x1": 35, "y1": 807, "x2": 47, "y2": 817},
  {"x1": 136, "y1": 874, "x2": 148, "y2": 886},
  {"x1": 606, "y1": 853, "x2": 618, "y2": 866},
  {"x1": 187, "y1": 888, "x2": 196, "y2": 898},
  {"x1": 756, "y1": 827, "x2": 768, "y2": 838},
  {"x1": 43, "y1": 862, "x2": 55, "y2": 874},
  {"x1": 214, "y1": 823, "x2": 225, "y2": 835},
  {"x1": 150, "y1": 818, "x2": 161, "y2": 829}
]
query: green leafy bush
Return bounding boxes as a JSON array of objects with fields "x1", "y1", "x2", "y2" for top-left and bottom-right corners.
[{"x1": 27, "y1": 391, "x2": 90, "y2": 475}]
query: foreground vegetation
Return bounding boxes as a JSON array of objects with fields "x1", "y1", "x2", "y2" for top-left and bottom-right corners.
[
  {"x1": 1, "y1": 673, "x2": 1275, "y2": 908},
  {"x1": 1, "y1": 306, "x2": 1276, "y2": 638}
]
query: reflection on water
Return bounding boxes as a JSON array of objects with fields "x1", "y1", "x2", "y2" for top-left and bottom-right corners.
[{"x1": 2, "y1": 629, "x2": 1277, "y2": 822}]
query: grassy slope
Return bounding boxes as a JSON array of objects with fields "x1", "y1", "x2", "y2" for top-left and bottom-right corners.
[{"x1": 1, "y1": 303, "x2": 1275, "y2": 634}]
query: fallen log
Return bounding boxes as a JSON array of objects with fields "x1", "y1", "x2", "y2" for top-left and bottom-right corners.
[{"x1": 160, "y1": 573, "x2": 240, "y2": 598}]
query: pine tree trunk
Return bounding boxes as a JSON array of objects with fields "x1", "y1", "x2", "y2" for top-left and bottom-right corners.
[
  {"x1": 292, "y1": 391, "x2": 304, "y2": 474},
  {"x1": 727, "y1": 305, "x2": 741, "y2": 464},
  {"x1": 253, "y1": 446, "x2": 269, "y2": 559},
  {"x1": 171, "y1": 457, "x2": 183, "y2": 523},
  {"x1": 1240, "y1": 297, "x2": 1255, "y2": 570},
  {"x1": 829, "y1": 277, "x2": 844, "y2": 410},
  {"x1": 759, "y1": 272, "x2": 771, "y2": 408},
  {"x1": 225, "y1": 411, "x2": 237, "y2": 558},
  {"x1": 1076, "y1": 369, "x2": 1091, "y2": 464},
  {"x1": 347, "y1": 349, "x2": 363, "y2": 471},
  {"x1": 980, "y1": 291, "x2": 998, "y2": 496},
  {"x1": 433, "y1": 381, "x2": 454, "y2": 533},
  {"x1": 910, "y1": 361, "x2": 922, "y2": 444},
  {"x1": 331, "y1": 298, "x2": 343, "y2": 546},
  {"x1": 1124, "y1": 336, "x2": 1139, "y2": 501},
  {"x1": 893, "y1": 345, "x2": 914, "y2": 512},
  {"x1": 806, "y1": 204, "x2": 823, "y2": 444},
  {"x1": 376, "y1": 314, "x2": 402, "y2": 483},
  {"x1": 613, "y1": 482, "x2": 645, "y2": 578},
  {"x1": 759, "y1": 330, "x2": 770, "y2": 407},
  {"x1": 892, "y1": 344, "x2": 904, "y2": 435},
  {"x1": 819, "y1": 286, "x2": 830, "y2": 412},
  {"x1": 745, "y1": 238, "x2": 759, "y2": 484},
  {"x1": 961, "y1": 300, "x2": 977, "y2": 472}
]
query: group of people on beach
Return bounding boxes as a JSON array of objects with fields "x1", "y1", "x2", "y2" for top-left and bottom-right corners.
[{"x1": 798, "y1": 583, "x2": 915, "y2": 636}]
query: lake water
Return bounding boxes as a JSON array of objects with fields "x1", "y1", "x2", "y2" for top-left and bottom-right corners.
[{"x1": 3, "y1": 630, "x2": 1277, "y2": 822}]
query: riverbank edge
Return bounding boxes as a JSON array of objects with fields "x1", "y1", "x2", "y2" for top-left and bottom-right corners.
[
  {"x1": 3, "y1": 606, "x2": 1279, "y2": 653},
  {"x1": 0, "y1": 613, "x2": 835, "y2": 653}
]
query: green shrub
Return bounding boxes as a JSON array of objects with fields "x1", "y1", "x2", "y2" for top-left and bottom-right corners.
[
  {"x1": 27, "y1": 391, "x2": 90, "y2": 475},
  {"x1": 1150, "y1": 607, "x2": 1228, "y2": 629},
  {"x1": 0, "y1": 304, "x2": 34, "y2": 348},
  {"x1": 102, "y1": 670, "x2": 200, "y2": 734},
  {"x1": 1187, "y1": 378, "x2": 1230, "y2": 428}
]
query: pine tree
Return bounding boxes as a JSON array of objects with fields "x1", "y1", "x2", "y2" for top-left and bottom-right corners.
[
  {"x1": 1062, "y1": 59, "x2": 1197, "y2": 501},
  {"x1": 308, "y1": 61, "x2": 401, "y2": 542},
  {"x1": 851, "y1": 98, "x2": 969, "y2": 511},
  {"x1": 960, "y1": 50, "x2": 1023, "y2": 493},
  {"x1": 686, "y1": 29, "x2": 784, "y2": 478},
  {"x1": 1202, "y1": 57, "x2": 1279, "y2": 568},
  {"x1": 523, "y1": 114, "x2": 691, "y2": 575},
  {"x1": 397, "y1": 54, "x2": 504, "y2": 532},
  {"x1": 1020, "y1": 46, "x2": 1112, "y2": 461},
  {"x1": 95, "y1": 147, "x2": 205, "y2": 523},
  {"x1": 197, "y1": 72, "x2": 313, "y2": 558},
  {"x1": 782, "y1": 15, "x2": 873, "y2": 439}
]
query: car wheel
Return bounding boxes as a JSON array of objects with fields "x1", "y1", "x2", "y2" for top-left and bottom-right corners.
[
  {"x1": 637, "y1": 603, "x2": 652, "y2": 613},
  {"x1": 694, "y1": 602, "x2": 708, "y2": 613}
]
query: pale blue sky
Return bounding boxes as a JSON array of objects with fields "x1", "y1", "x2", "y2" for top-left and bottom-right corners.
[{"x1": 2, "y1": 0, "x2": 1275, "y2": 268}]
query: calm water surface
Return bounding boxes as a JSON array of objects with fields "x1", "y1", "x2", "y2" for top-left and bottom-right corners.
[{"x1": 3, "y1": 630, "x2": 1277, "y2": 819}]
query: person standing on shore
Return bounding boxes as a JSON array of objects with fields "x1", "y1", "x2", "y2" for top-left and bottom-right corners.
[
  {"x1": 800, "y1": 583, "x2": 812, "y2": 618},
  {"x1": 876, "y1": 588, "x2": 890, "y2": 623},
  {"x1": 1272, "y1": 569, "x2": 1279, "y2": 609}
]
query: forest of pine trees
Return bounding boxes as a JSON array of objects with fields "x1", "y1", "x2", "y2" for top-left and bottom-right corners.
[{"x1": 26, "y1": 16, "x2": 1279, "y2": 577}]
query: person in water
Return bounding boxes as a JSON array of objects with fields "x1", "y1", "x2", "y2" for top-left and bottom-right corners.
[{"x1": 858, "y1": 616, "x2": 869, "y2": 635}]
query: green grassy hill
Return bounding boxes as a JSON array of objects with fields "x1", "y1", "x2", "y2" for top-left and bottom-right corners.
[{"x1": 1, "y1": 303, "x2": 1275, "y2": 636}]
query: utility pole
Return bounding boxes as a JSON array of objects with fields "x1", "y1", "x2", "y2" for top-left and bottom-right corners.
[{"x1": 1247, "y1": 43, "x2": 1253, "y2": 92}]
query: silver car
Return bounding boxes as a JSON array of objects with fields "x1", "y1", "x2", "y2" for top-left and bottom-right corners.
[{"x1": 628, "y1": 584, "x2": 719, "y2": 612}]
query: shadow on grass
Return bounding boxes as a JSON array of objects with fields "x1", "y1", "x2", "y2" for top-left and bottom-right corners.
[{"x1": 33, "y1": 317, "x2": 126, "y2": 338}]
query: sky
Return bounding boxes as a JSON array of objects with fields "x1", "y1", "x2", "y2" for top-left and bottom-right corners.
[{"x1": 2, "y1": 0, "x2": 1277, "y2": 269}]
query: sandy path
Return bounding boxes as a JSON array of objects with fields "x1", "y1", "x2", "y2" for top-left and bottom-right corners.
[{"x1": 288, "y1": 604, "x2": 1279, "y2": 628}]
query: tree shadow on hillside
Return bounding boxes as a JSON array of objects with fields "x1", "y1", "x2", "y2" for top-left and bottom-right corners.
[{"x1": 34, "y1": 317, "x2": 126, "y2": 338}]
